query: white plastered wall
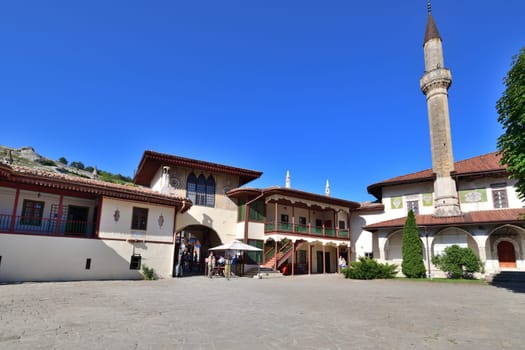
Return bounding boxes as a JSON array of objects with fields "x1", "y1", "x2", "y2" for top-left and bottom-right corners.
[{"x1": 99, "y1": 197, "x2": 175, "y2": 243}]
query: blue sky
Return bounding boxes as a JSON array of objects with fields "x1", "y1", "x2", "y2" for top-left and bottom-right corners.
[{"x1": 1, "y1": 1, "x2": 523, "y2": 202}]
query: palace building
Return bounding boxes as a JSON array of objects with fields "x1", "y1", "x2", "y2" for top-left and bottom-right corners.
[{"x1": 0, "y1": 6, "x2": 523, "y2": 282}]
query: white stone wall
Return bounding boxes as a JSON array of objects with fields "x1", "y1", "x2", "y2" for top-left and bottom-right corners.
[
  {"x1": 458, "y1": 177, "x2": 523, "y2": 211},
  {"x1": 0, "y1": 187, "x2": 17, "y2": 216},
  {"x1": 382, "y1": 182, "x2": 435, "y2": 216},
  {"x1": 0, "y1": 234, "x2": 142, "y2": 282},
  {"x1": 176, "y1": 205, "x2": 237, "y2": 244},
  {"x1": 99, "y1": 197, "x2": 175, "y2": 243}
]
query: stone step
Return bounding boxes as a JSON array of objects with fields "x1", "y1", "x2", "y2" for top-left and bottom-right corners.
[
  {"x1": 490, "y1": 271, "x2": 525, "y2": 283},
  {"x1": 244, "y1": 266, "x2": 284, "y2": 279}
]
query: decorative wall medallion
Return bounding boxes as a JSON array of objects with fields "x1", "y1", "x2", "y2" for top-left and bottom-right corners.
[
  {"x1": 460, "y1": 189, "x2": 487, "y2": 203},
  {"x1": 422, "y1": 193, "x2": 433, "y2": 206},
  {"x1": 113, "y1": 209, "x2": 120, "y2": 222},
  {"x1": 391, "y1": 197, "x2": 403, "y2": 209},
  {"x1": 170, "y1": 176, "x2": 182, "y2": 189}
]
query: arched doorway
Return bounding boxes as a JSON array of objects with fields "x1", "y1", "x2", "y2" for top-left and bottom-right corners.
[
  {"x1": 498, "y1": 241, "x2": 517, "y2": 268},
  {"x1": 173, "y1": 225, "x2": 221, "y2": 277}
]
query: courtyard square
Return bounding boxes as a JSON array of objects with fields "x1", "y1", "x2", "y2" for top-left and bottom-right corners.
[{"x1": 1, "y1": 275, "x2": 524, "y2": 350}]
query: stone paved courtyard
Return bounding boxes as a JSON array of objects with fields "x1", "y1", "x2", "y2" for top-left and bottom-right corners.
[{"x1": 1, "y1": 274, "x2": 524, "y2": 350}]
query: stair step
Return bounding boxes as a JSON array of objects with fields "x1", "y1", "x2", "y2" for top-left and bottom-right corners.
[
  {"x1": 490, "y1": 271, "x2": 525, "y2": 283},
  {"x1": 243, "y1": 266, "x2": 284, "y2": 279}
]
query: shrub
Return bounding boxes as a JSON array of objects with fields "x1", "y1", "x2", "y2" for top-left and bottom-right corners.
[
  {"x1": 342, "y1": 257, "x2": 397, "y2": 280},
  {"x1": 37, "y1": 158, "x2": 56, "y2": 166},
  {"x1": 431, "y1": 245, "x2": 482, "y2": 279},
  {"x1": 402, "y1": 210, "x2": 426, "y2": 278},
  {"x1": 141, "y1": 264, "x2": 157, "y2": 280},
  {"x1": 70, "y1": 161, "x2": 85, "y2": 170}
]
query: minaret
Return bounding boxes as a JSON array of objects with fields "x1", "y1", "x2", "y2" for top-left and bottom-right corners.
[
  {"x1": 285, "y1": 170, "x2": 291, "y2": 188},
  {"x1": 419, "y1": 2, "x2": 461, "y2": 217},
  {"x1": 325, "y1": 180, "x2": 330, "y2": 197}
]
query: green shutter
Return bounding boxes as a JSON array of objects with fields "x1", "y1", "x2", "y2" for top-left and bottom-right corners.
[{"x1": 238, "y1": 199, "x2": 246, "y2": 222}]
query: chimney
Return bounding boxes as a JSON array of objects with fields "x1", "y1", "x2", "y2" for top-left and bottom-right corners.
[{"x1": 161, "y1": 166, "x2": 170, "y2": 193}]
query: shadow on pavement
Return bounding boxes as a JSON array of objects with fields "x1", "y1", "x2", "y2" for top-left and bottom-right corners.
[{"x1": 489, "y1": 282, "x2": 525, "y2": 294}]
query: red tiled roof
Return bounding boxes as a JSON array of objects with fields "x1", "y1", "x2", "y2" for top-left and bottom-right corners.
[
  {"x1": 367, "y1": 152, "x2": 507, "y2": 199},
  {"x1": 364, "y1": 208, "x2": 525, "y2": 231},
  {"x1": 134, "y1": 150, "x2": 262, "y2": 187},
  {"x1": 0, "y1": 164, "x2": 191, "y2": 210},
  {"x1": 227, "y1": 186, "x2": 360, "y2": 209},
  {"x1": 355, "y1": 202, "x2": 385, "y2": 213}
]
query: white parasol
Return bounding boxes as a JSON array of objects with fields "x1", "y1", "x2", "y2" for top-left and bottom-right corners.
[{"x1": 209, "y1": 240, "x2": 262, "y2": 252}]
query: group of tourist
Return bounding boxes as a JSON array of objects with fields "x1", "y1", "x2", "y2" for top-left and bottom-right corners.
[{"x1": 206, "y1": 252, "x2": 241, "y2": 278}]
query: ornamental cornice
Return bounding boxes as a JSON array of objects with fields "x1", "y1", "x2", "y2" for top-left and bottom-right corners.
[{"x1": 420, "y1": 68, "x2": 452, "y2": 94}]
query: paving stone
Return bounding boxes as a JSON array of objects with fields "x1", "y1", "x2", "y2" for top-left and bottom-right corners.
[{"x1": 1, "y1": 275, "x2": 524, "y2": 349}]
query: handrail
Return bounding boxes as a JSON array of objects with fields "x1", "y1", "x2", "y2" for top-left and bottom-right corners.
[
  {"x1": 0, "y1": 214, "x2": 95, "y2": 237},
  {"x1": 264, "y1": 219, "x2": 350, "y2": 240},
  {"x1": 264, "y1": 246, "x2": 275, "y2": 262}
]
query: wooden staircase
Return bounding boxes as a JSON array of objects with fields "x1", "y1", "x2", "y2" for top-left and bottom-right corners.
[{"x1": 262, "y1": 240, "x2": 307, "y2": 271}]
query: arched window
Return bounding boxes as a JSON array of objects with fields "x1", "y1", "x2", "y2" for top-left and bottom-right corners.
[
  {"x1": 186, "y1": 173, "x2": 197, "y2": 203},
  {"x1": 206, "y1": 175, "x2": 215, "y2": 207},
  {"x1": 187, "y1": 173, "x2": 216, "y2": 207},
  {"x1": 196, "y1": 174, "x2": 206, "y2": 206}
]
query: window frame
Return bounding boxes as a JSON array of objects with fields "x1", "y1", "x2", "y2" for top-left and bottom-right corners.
[
  {"x1": 196, "y1": 175, "x2": 206, "y2": 206},
  {"x1": 131, "y1": 207, "x2": 149, "y2": 231},
  {"x1": 298, "y1": 216, "x2": 307, "y2": 225},
  {"x1": 20, "y1": 199, "x2": 45, "y2": 226},
  {"x1": 492, "y1": 189, "x2": 508, "y2": 209},
  {"x1": 406, "y1": 200, "x2": 419, "y2": 215},
  {"x1": 186, "y1": 173, "x2": 197, "y2": 203},
  {"x1": 205, "y1": 175, "x2": 215, "y2": 208}
]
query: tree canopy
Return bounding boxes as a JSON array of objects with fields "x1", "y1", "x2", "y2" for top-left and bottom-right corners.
[{"x1": 497, "y1": 47, "x2": 525, "y2": 198}]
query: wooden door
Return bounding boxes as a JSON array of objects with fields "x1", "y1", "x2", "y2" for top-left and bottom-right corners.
[
  {"x1": 316, "y1": 251, "x2": 324, "y2": 273},
  {"x1": 66, "y1": 205, "x2": 89, "y2": 234},
  {"x1": 498, "y1": 241, "x2": 517, "y2": 268}
]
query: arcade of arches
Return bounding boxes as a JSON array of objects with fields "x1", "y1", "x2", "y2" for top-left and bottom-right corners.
[{"x1": 379, "y1": 224, "x2": 525, "y2": 275}]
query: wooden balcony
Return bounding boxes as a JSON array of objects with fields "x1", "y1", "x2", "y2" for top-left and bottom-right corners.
[{"x1": 264, "y1": 221, "x2": 350, "y2": 240}]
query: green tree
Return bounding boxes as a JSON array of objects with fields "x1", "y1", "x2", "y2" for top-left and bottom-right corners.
[
  {"x1": 401, "y1": 210, "x2": 426, "y2": 278},
  {"x1": 497, "y1": 47, "x2": 525, "y2": 198},
  {"x1": 70, "y1": 161, "x2": 85, "y2": 170},
  {"x1": 431, "y1": 245, "x2": 482, "y2": 279},
  {"x1": 58, "y1": 157, "x2": 68, "y2": 165}
]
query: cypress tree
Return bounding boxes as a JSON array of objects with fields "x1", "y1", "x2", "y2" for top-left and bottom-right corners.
[{"x1": 401, "y1": 210, "x2": 426, "y2": 278}]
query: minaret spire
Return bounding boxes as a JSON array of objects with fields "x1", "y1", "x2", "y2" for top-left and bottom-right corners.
[
  {"x1": 420, "y1": 4, "x2": 461, "y2": 217},
  {"x1": 325, "y1": 180, "x2": 330, "y2": 197},
  {"x1": 427, "y1": 0, "x2": 432, "y2": 14}
]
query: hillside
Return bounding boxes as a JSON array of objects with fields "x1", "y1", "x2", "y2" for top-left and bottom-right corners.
[{"x1": 0, "y1": 145, "x2": 133, "y2": 185}]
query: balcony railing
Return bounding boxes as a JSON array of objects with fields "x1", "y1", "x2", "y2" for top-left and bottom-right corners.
[
  {"x1": 0, "y1": 214, "x2": 95, "y2": 237},
  {"x1": 264, "y1": 220, "x2": 350, "y2": 240}
]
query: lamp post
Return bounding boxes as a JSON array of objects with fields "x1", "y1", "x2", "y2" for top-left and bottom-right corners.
[{"x1": 425, "y1": 228, "x2": 432, "y2": 279}]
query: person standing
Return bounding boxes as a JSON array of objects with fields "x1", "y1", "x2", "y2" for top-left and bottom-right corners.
[
  {"x1": 207, "y1": 252, "x2": 215, "y2": 278},
  {"x1": 338, "y1": 256, "x2": 347, "y2": 271}
]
